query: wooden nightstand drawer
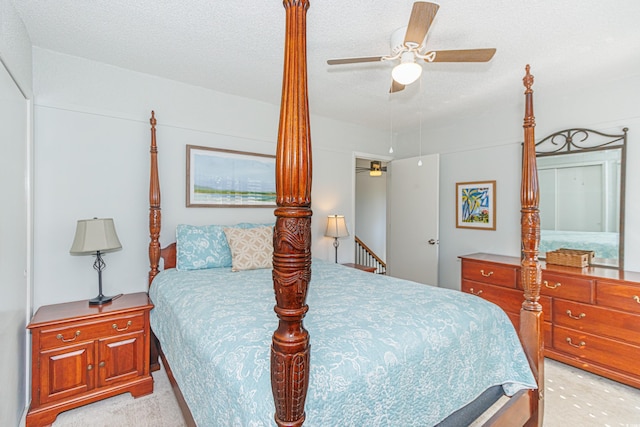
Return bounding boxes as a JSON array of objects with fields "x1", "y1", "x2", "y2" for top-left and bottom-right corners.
[
  {"x1": 553, "y1": 299, "x2": 640, "y2": 345},
  {"x1": 540, "y1": 272, "x2": 593, "y2": 303},
  {"x1": 39, "y1": 313, "x2": 145, "y2": 350},
  {"x1": 553, "y1": 325, "x2": 640, "y2": 377},
  {"x1": 597, "y1": 280, "x2": 640, "y2": 313},
  {"x1": 461, "y1": 260, "x2": 517, "y2": 288}
]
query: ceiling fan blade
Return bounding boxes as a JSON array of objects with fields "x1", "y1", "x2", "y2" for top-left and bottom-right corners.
[
  {"x1": 404, "y1": 2, "x2": 439, "y2": 46},
  {"x1": 327, "y1": 56, "x2": 384, "y2": 65},
  {"x1": 426, "y1": 48, "x2": 497, "y2": 63},
  {"x1": 389, "y1": 80, "x2": 405, "y2": 93}
]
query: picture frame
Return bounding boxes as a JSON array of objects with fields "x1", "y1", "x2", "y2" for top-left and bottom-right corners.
[
  {"x1": 186, "y1": 145, "x2": 276, "y2": 208},
  {"x1": 456, "y1": 180, "x2": 496, "y2": 230}
]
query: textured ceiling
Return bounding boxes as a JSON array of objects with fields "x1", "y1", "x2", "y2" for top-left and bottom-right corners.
[{"x1": 12, "y1": 0, "x2": 640, "y2": 131}]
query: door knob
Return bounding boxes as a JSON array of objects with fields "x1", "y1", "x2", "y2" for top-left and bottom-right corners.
[{"x1": 428, "y1": 239, "x2": 438, "y2": 245}]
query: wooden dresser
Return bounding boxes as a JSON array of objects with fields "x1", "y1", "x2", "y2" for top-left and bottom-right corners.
[
  {"x1": 460, "y1": 253, "x2": 640, "y2": 389},
  {"x1": 26, "y1": 293, "x2": 154, "y2": 426}
]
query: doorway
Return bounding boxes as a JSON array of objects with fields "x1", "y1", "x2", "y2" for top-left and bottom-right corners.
[{"x1": 355, "y1": 157, "x2": 389, "y2": 266}]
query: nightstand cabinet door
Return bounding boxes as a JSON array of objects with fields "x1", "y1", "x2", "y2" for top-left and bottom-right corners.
[
  {"x1": 39, "y1": 341, "x2": 95, "y2": 405},
  {"x1": 99, "y1": 330, "x2": 145, "y2": 387}
]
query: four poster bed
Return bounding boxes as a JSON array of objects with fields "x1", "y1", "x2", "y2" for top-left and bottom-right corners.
[{"x1": 146, "y1": 2, "x2": 544, "y2": 426}]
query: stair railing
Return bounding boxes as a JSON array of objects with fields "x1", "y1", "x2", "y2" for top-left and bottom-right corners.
[{"x1": 354, "y1": 236, "x2": 387, "y2": 275}]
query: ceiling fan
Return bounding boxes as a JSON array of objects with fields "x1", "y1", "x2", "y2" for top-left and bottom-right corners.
[
  {"x1": 356, "y1": 161, "x2": 387, "y2": 177},
  {"x1": 327, "y1": 2, "x2": 496, "y2": 93}
]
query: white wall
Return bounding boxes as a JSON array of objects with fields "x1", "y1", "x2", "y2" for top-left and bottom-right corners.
[
  {"x1": 0, "y1": 0, "x2": 32, "y2": 425},
  {"x1": 406, "y1": 69, "x2": 640, "y2": 290},
  {"x1": 32, "y1": 47, "x2": 390, "y2": 309}
]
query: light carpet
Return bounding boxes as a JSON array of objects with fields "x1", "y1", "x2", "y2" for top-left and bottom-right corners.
[{"x1": 52, "y1": 359, "x2": 640, "y2": 426}]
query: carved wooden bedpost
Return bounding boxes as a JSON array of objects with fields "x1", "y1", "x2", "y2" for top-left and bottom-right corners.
[
  {"x1": 520, "y1": 65, "x2": 544, "y2": 427},
  {"x1": 148, "y1": 111, "x2": 161, "y2": 286},
  {"x1": 271, "y1": 1, "x2": 312, "y2": 426}
]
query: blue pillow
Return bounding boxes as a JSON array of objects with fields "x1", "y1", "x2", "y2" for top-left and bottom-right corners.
[{"x1": 175, "y1": 223, "x2": 274, "y2": 271}]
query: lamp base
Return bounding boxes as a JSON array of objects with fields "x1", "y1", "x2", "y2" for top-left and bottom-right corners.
[{"x1": 89, "y1": 294, "x2": 114, "y2": 305}]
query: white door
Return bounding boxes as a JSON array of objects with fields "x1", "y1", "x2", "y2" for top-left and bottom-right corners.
[{"x1": 387, "y1": 154, "x2": 439, "y2": 285}]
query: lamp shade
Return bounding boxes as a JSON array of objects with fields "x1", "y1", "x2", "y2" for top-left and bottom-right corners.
[
  {"x1": 370, "y1": 161, "x2": 383, "y2": 177},
  {"x1": 392, "y1": 52, "x2": 422, "y2": 85},
  {"x1": 70, "y1": 218, "x2": 122, "y2": 254},
  {"x1": 324, "y1": 215, "x2": 349, "y2": 238}
]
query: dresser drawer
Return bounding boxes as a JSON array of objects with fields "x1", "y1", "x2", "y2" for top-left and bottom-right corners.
[
  {"x1": 461, "y1": 260, "x2": 517, "y2": 288},
  {"x1": 553, "y1": 325, "x2": 640, "y2": 378},
  {"x1": 463, "y1": 280, "x2": 552, "y2": 322},
  {"x1": 553, "y1": 299, "x2": 640, "y2": 346},
  {"x1": 540, "y1": 272, "x2": 594, "y2": 303},
  {"x1": 462, "y1": 280, "x2": 523, "y2": 313},
  {"x1": 597, "y1": 280, "x2": 640, "y2": 314},
  {"x1": 39, "y1": 313, "x2": 145, "y2": 350}
]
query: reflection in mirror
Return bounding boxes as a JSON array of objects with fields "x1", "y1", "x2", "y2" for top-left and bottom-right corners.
[{"x1": 536, "y1": 128, "x2": 627, "y2": 269}]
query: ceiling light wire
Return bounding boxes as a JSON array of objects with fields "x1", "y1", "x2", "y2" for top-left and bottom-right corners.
[
  {"x1": 389, "y1": 100, "x2": 394, "y2": 154},
  {"x1": 417, "y1": 76, "x2": 423, "y2": 167}
]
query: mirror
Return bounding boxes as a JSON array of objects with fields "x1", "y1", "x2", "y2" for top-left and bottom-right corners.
[{"x1": 536, "y1": 128, "x2": 627, "y2": 269}]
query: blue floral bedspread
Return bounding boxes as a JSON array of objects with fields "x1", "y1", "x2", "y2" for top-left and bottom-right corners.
[{"x1": 149, "y1": 259, "x2": 536, "y2": 426}]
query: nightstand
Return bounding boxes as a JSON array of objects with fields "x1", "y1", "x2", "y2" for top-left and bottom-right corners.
[
  {"x1": 26, "y1": 292, "x2": 154, "y2": 427},
  {"x1": 342, "y1": 263, "x2": 377, "y2": 273}
]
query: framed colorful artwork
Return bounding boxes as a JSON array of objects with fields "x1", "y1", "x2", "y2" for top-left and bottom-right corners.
[
  {"x1": 456, "y1": 180, "x2": 496, "y2": 230},
  {"x1": 186, "y1": 145, "x2": 276, "y2": 207}
]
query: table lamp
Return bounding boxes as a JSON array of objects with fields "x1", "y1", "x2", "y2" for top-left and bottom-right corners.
[
  {"x1": 324, "y1": 214, "x2": 349, "y2": 263},
  {"x1": 70, "y1": 218, "x2": 122, "y2": 305}
]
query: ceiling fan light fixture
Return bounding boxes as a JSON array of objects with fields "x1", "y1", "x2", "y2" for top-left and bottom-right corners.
[
  {"x1": 369, "y1": 161, "x2": 383, "y2": 177},
  {"x1": 392, "y1": 52, "x2": 422, "y2": 85}
]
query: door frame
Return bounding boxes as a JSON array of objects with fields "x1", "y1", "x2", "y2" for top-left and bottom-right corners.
[{"x1": 353, "y1": 152, "x2": 393, "y2": 264}]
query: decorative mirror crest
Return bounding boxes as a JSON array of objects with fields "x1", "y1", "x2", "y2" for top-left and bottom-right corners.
[
  {"x1": 536, "y1": 128, "x2": 628, "y2": 156},
  {"x1": 535, "y1": 127, "x2": 627, "y2": 269}
]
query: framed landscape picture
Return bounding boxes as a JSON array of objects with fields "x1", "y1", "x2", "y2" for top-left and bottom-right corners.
[
  {"x1": 456, "y1": 180, "x2": 496, "y2": 230},
  {"x1": 186, "y1": 145, "x2": 276, "y2": 207}
]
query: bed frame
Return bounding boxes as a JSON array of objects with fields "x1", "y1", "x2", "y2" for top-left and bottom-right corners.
[{"x1": 147, "y1": 2, "x2": 543, "y2": 426}]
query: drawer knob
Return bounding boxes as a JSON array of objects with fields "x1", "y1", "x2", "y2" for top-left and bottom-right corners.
[
  {"x1": 112, "y1": 320, "x2": 133, "y2": 332},
  {"x1": 566, "y1": 310, "x2": 586, "y2": 320},
  {"x1": 634, "y1": 295, "x2": 639, "y2": 304},
  {"x1": 480, "y1": 270, "x2": 493, "y2": 277},
  {"x1": 56, "y1": 330, "x2": 81, "y2": 342},
  {"x1": 469, "y1": 288, "x2": 483, "y2": 296},
  {"x1": 565, "y1": 337, "x2": 586, "y2": 348},
  {"x1": 99, "y1": 361, "x2": 106, "y2": 368},
  {"x1": 87, "y1": 364, "x2": 93, "y2": 371},
  {"x1": 543, "y1": 280, "x2": 561, "y2": 289}
]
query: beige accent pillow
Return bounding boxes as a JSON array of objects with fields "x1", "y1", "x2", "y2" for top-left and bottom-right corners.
[{"x1": 223, "y1": 226, "x2": 273, "y2": 271}]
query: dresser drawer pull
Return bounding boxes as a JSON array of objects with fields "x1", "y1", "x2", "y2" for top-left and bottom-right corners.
[
  {"x1": 634, "y1": 295, "x2": 640, "y2": 304},
  {"x1": 112, "y1": 320, "x2": 133, "y2": 332},
  {"x1": 99, "y1": 361, "x2": 106, "y2": 368},
  {"x1": 543, "y1": 280, "x2": 561, "y2": 289},
  {"x1": 469, "y1": 288, "x2": 483, "y2": 296},
  {"x1": 566, "y1": 310, "x2": 586, "y2": 320},
  {"x1": 565, "y1": 337, "x2": 586, "y2": 348},
  {"x1": 87, "y1": 364, "x2": 93, "y2": 371},
  {"x1": 56, "y1": 330, "x2": 81, "y2": 342},
  {"x1": 480, "y1": 270, "x2": 493, "y2": 277}
]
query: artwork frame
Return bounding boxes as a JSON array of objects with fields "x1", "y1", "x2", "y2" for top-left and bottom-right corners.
[
  {"x1": 456, "y1": 180, "x2": 496, "y2": 230},
  {"x1": 186, "y1": 145, "x2": 276, "y2": 208}
]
